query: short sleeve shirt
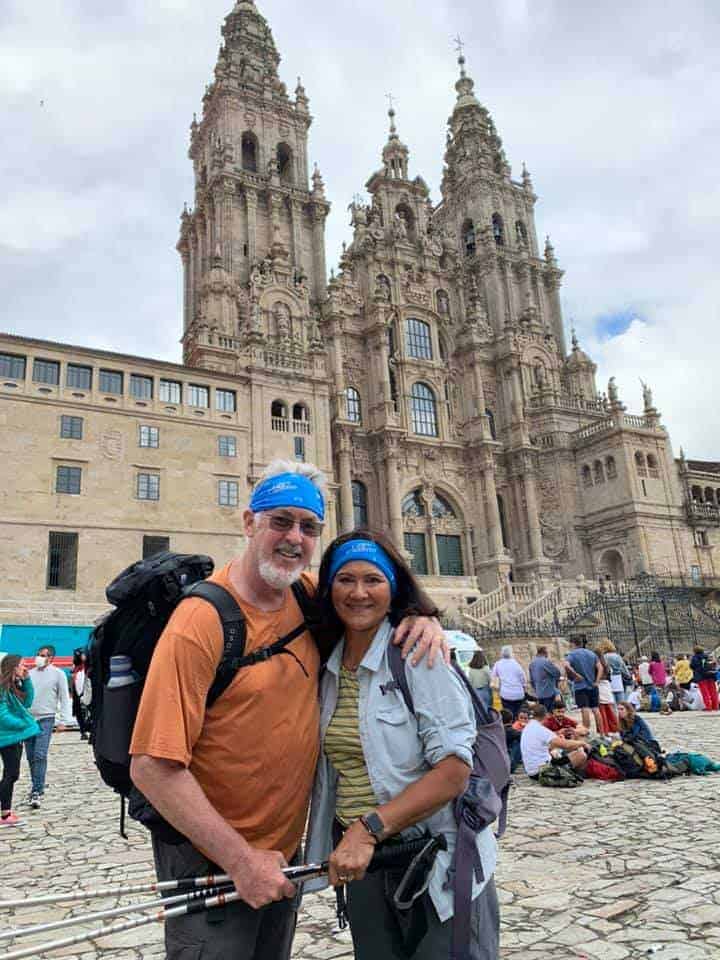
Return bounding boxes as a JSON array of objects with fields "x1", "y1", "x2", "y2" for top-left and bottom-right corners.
[
  {"x1": 520, "y1": 720, "x2": 556, "y2": 776},
  {"x1": 130, "y1": 564, "x2": 320, "y2": 861},
  {"x1": 566, "y1": 648, "x2": 598, "y2": 691}
]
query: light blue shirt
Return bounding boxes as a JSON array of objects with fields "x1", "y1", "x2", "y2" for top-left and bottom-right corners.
[{"x1": 304, "y1": 619, "x2": 497, "y2": 923}]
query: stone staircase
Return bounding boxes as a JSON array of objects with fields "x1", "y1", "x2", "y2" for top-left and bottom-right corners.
[{"x1": 462, "y1": 578, "x2": 598, "y2": 630}]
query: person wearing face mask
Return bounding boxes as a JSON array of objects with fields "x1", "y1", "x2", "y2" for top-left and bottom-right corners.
[
  {"x1": 0, "y1": 653, "x2": 40, "y2": 826},
  {"x1": 25, "y1": 644, "x2": 73, "y2": 808}
]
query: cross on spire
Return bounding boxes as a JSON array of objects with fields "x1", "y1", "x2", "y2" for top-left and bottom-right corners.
[{"x1": 453, "y1": 34, "x2": 465, "y2": 58}]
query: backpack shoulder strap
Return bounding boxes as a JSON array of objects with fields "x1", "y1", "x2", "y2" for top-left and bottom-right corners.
[
  {"x1": 182, "y1": 581, "x2": 247, "y2": 708},
  {"x1": 386, "y1": 640, "x2": 415, "y2": 714}
]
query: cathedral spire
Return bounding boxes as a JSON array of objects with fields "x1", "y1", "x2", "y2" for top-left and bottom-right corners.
[{"x1": 382, "y1": 96, "x2": 409, "y2": 180}]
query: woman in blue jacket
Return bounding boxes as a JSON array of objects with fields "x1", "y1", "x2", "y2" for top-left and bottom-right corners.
[{"x1": 0, "y1": 652, "x2": 40, "y2": 826}]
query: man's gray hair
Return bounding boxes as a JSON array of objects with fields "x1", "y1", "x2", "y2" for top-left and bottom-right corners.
[
  {"x1": 253, "y1": 459, "x2": 328, "y2": 501},
  {"x1": 501, "y1": 644, "x2": 513, "y2": 659}
]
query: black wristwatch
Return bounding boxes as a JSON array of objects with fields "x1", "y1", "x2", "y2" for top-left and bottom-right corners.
[{"x1": 359, "y1": 811, "x2": 385, "y2": 842}]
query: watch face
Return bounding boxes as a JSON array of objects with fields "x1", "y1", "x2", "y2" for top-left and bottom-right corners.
[{"x1": 363, "y1": 812, "x2": 384, "y2": 838}]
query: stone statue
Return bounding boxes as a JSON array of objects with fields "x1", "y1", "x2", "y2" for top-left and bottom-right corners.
[
  {"x1": 250, "y1": 299, "x2": 263, "y2": 333},
  {"x1": 640, "y1": 378, "x2": 653, "y2": 410},
  {"x1": 607, "y1": 376, "x2": 619, "y2": 403},
  {"x1": 376, "y1": 274, "x2": 391, "y2": 302},
  {"x1": 392, "y1": 211, "x2": 407, "y2": 240},
  {"x1": 274, "y1": 302, "x2": 291, "y2": 339}
]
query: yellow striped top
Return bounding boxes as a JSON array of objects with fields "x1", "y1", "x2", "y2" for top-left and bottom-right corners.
[{"x1": 324, "y1": 665, "x2": 376, "y2": 825}]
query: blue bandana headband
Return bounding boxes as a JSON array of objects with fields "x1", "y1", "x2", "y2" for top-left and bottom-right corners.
[
  {"x1": 328, "y1": 539, "x2": 398, "y2": 596},
  {"x1": 250, "y1": 472, "x2": 325, "y2": 520}
]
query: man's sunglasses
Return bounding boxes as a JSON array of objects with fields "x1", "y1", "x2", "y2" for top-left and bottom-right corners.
[{"x1": 266, "y1": 513, "x2": 324, "y2": 538}]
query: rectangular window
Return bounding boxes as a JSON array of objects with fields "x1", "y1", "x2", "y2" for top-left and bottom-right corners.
[
  {"x1": 405, "y1": 318, "x2": 433, "y2": 360},
  {"x1": 56, "y1": 465, "x2": 82, "y2": 495},
  {"x1": 143, "y1": 535, "x2": 170, "y2": 559},
  {"x1": 130, "y1": 374, "x2": 153, "y2": 400},
  {"x1": 294, "y1": 436, "x2": 306, "y2": 462},
  {"x1": 99, "y1": 369, "x2": 123, "y2": 394},
  {"x1": 437, "y1": 535, "x2": 464, "y2": 576},
  {"x1": 218, "y1": 479, "x2": 239, "y2": 507},
  {"x1": 137, "y1": 473, "x2": 160, "y2": 501},
  {"x1": 159, "y1": 379, "x2": 182, "y2": 404},
  {"x1": 66, "y1": 364, "x2": 92, "y2": 390},
  {"x1": 139, "y1": 425, "x2": 159, "y2": 448},
  {"x1": 60, "y1": 415, "x2": 83, "y2": 440},
  {"x1": 187, "y1": 384, "x2": 209, "y2": 408},
  {"x1": 0, "y1": 353, "x2": 26, "y2": 379},
  {"x1": 47, "y1": 532, "x2": 78, "y2": 590},
  {"x1": 216, "y1": 388, "x2": 236, "y2": 413},
  {"x1": 218, "y1": 436, "x2": 237, "y2": 457},
  {"x1": 33, "y1": 358, "x2": 60, "y2": 385},
  {"x1": 404, "y1": 532, "x2": 428, "y2": 576}
]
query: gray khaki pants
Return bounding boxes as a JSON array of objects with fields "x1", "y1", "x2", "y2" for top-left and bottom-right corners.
[
  {"x1": 152, "y1": 835, "x2": 298, "y2": 960},
  {"x1": 346, "y1": 869, "x2": 500, "y2": 959}
]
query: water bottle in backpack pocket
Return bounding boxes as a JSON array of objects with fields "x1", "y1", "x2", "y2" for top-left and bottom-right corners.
[{"x1": 94, "y1": 655, "x2": 142, "y2": 796}]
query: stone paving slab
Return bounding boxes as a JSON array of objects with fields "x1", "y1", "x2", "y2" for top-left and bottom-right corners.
[{"x1": 0, "y1": 712, "x2": 718, "y2": 958}]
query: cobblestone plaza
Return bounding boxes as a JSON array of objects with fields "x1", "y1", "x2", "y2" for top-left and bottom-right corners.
[{"x1": 1, "y1": 712, "x2": 718, "y2": 959}]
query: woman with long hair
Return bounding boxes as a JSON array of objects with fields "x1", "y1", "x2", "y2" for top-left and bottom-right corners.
[
  {"x1": 617, "y1": 701, "x2": 658, "y2": 750},
  {"x1": 306, "y1": 529, "x2": 500, "y2": 959},
  {"x1": 467, "y1": 650, "x2": 492, "y2": 710},
  {"x1": 0, "y1": 653, "x2": 40, "y2": 826}
]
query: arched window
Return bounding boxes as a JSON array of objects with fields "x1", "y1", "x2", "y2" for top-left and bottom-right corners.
[
  {"x1": 406, "y1": 318, "x2": 433, "y2": 360},
  {"x1": 581, "y1": 464, "x2": 592, "y2": 487},
  {"x1": 432, "y1": 494, "x2": 457, "y2": 518},
  {"x1": 345, "y1": 387, "x2": 361, "y2": 423},
  {"x1": 271, "y1": 399, "x2": 288, "y2": 432},
  {"x1": 277, "y1": 143, "x2": 293, "y2": 185},
  {"x1": 402, "y1": 490, "x2": 426, "y2": 517},
  {"x1": 515, "y1": 220, "x2": 528, "y2": 245},
  {"x1": 606, "y1": 456, "x2": 617, "y2": 479},
  {"x1": 352, "y1": 480, "x2": 368, "y2": 526},
  {"x1": 485, "y1": 409, "x2": 497, "y2": 440},
  {"x1": 492, "y1": 213, "x2": 505, "y2": 246},
  {"x1": 410, "y1": 383, "x2": 438, "y2": 437},
  {"x1": 705, "y1": 487, "x2": 715, "y2": 504},
  {"x1": 635, "y1": 451, "x2": 647, "y2": 477},
  {"x1": 241, "y1": 133, "x2": 258, "y2": 172},
  {"x1": 462, "y1": 219, "x2": 476, "y2": 257},
  {"x1": 593, "y1": 460, "x2": 605, "y2": 484},
  {"x1": 292, "y1": 403, "x2": 310, "y2": 432},
  {"x1": 647, "y1": 454, "x2": 659, "y2": 478},
  {"x1": 691, "y1": 485, "x2": 703, "y2": 502}
]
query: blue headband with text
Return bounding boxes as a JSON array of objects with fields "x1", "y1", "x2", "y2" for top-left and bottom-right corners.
[
  {"x1": 250, "y1": 472, "x2": 325, "y2": 520},
  {"x1": 328, "y1": 539, "x2": 398, "y2": 596}
]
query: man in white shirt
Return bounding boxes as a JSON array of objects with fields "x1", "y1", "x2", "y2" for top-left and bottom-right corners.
[
  {"x1": 520, "y1": 704, "x2": 588, "y2": 779},
  {"x1": 25, "y1": 644, "x2": 73, "y2": 808}
]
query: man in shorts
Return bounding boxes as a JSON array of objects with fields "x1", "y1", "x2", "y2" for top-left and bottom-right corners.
[
  {"x1": 130, "y1": 460, "x2": 444, "y2": 960},
  {"x1": 564, "y1": 638, "x2": 603, "y2": 733}
]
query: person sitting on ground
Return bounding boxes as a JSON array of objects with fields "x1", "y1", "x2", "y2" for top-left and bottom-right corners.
[
  {"x1": 511, "y1": 707, "x2": 530, "y2": 732},
  {"x1": 648, "y1": 651, "x2": 667, "y2": 690},
  {"x1": 617, "y1": 702, "x2": 659, "y2": 750},
  {"x1": 627, "y1": 684, "x2": 642, "y2": 710},
  {"x1": 502, "y1": 708, "x2": 522, "y2": 774},
  {"x1": 491, "y1": 646, "x2": 527, "y2": 720},
  {"x1": 688, "y1": 682, "x2": 706, "y2": 711},
  {"x1": 673, "y1": 653, "x2": 693, "y2": 690},
  {"x1": 564, "y1": 638, "x2": 604, "y2": 734},
  {"x1": 665, "y1": 680, "x2": 691, "y2": 712},
  {"x1": 542, "y1": 699, "x2": 588, "y2": 737},
  {"x1": 520, "y1": 704, "x2": 588, "y2": 780}
]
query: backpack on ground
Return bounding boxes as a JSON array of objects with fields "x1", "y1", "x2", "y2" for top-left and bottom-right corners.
[
  {"x1": 610, "y1": 736, "x2": 665, "y2": 779},
  {"x1": 89, "y1": 551, "x2": 316, "y2": 839},
  {"x1": 386, "y1": 642, "x2": 511, "y2": 960},
  {"x1": 537, "y1": 761, "x2": 583, "y2": 787}
]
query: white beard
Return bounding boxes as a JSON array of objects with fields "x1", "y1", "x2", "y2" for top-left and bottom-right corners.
[{"x1": 258, "y1": 559, "x2": 303, "y2": 590}]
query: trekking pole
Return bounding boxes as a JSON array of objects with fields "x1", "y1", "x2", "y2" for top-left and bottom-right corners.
[
  {"x1": 0, "y1": 884, "x2": 235, "y2": 943},
  {"x1": 0, "y1": 888, "x2": 243, "y2": 960}
]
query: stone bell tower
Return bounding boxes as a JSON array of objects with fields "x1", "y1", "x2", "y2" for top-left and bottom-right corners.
[
  {"x1": 177, "y1": 0, "x2": 330, "y2": 374},
  {"x1": 176, "y1": 0, "x2": 334, "y2": 495}
]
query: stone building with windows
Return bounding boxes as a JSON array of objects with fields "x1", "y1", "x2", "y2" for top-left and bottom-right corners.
[{"x1": 0, "y1": 0, "x2": 716, "y2": 626}]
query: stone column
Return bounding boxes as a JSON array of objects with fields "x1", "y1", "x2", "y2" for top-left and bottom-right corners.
[
  {"x1": 312, "y1": 209, "x2": 328, "y2": 302},
  {"x1": 524, "y1": 472, "x2": 543, "y2": 561},
  {"x1": 386, "y1": 446, "x2": 403, "y2": 548},
  {"x1": 338, "y1": 434, "x2": 354, "y2": 532},
  {"x1": 291, "y1": 200, "x2": 303, "y2": 269},
  {"x1": 181, "y1": 249, "x2": 191, "y2": 332},
  {"x1": 483, "y1": 464, "x2": 504, "y2": 558}
]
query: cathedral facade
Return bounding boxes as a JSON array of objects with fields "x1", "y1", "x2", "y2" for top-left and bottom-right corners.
[{"x1": 0, "y1": 0, "x2": 716, "y2": 625}]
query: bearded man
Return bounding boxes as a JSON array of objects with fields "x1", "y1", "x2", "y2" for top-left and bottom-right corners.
[{"x1": 130, "y1": 460, "x2": 444, "y2": 960}]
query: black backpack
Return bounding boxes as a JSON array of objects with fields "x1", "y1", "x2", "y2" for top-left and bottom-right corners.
[
  {"x1": 386, "y1": 643, "x2": 511, "y2": 960},
  {"x1": 89, "y1": 551, "x2": 316, "y2": 839}
]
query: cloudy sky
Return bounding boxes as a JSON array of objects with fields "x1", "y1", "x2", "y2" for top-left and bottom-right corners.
[{"x1": 2, "y1": 0, "x2": 719, "y2": 455}]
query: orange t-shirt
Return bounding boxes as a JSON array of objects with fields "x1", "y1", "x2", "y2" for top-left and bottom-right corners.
[{"x1": 130, "y1": 564, "x2": 320, "y2": 861}]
